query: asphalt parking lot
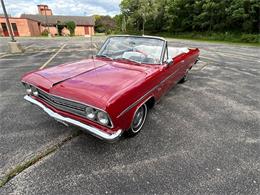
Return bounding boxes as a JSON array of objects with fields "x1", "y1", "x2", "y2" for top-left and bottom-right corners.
[{"x1": 0, "y1": 36, "x2": 259, "y2": 194}]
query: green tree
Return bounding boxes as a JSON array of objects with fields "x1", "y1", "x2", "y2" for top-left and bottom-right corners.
[
  {"x1": 165, "y1": 0, "x2": 196, "y2": 32},
  {"x1": 120, "y1": 0, "x2": 166, "y2": 33},
  {"x1": 119, "y1": 0, "x2": 259, "y2": 34},
  {"x1": 65, "y1": 21, "x2": 76, "y2": 36},
  {"x1": 193, "y1": 0, "x2": 229, "y2": 32},
  {"x1": 114, "y1": 14, "x2": 127, "y2": 32},
  {"x1": 57, "y1": 21, "x2": 65, "y2": 36},
  {"x1": 120, "y1": 0, "x2": 143, "y2": 31},
  {"x1": 226, "y1": 0, "x2": 260, "y2": 33},
  {"x1": 95, "y1": 15, "x2": 116, "y2": 34}
]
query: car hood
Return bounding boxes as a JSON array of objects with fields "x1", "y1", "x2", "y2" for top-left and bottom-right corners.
[{"x1": 24, "y1": 59, "x2": 156, "y2": 109}]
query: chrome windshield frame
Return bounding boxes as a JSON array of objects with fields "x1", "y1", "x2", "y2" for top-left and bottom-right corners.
[{"x1": 97, "y1": 35, "x2": 167, "y2": 65}]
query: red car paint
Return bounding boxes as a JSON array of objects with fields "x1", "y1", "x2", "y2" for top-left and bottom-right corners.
[{"x1": 21, "y1": 38, "x2": 199, "y2": 137}]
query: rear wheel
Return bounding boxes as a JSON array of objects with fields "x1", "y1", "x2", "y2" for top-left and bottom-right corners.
[
  {"x1": 179, "y1": 68, "x2": 190, "y2": 84},
  {"x1": 126, "y1": 104, "x2": 148, "y2": 137}
]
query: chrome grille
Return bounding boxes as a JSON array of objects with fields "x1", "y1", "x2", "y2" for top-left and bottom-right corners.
[{"x1": 38, "y1": 89, "x2": 86, "y2": 117}]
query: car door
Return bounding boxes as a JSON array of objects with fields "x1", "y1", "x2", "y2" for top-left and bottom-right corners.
[
  {"x1": 173, "y1": 53, "x2": 189, "y2": 80},
  {"x1": 155, "y1": 45, "x2": 184, "y2": 97}
]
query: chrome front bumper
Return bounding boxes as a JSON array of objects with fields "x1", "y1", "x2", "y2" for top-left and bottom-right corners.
[{"x1": 24, "y1": 95, "x2": 122, "y2": 142}]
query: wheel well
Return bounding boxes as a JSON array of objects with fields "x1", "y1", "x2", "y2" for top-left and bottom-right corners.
[{"x1": 145, "y1": 96, "x2": 155, "y2": 109}]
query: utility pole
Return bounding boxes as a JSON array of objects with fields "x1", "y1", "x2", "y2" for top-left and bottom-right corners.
[
  {"x1": 0, "y1": 0, "x2": 23, "y2": 53},
  {"x1": 1, "y1": 0, "x2": 15, "y2": 42}
]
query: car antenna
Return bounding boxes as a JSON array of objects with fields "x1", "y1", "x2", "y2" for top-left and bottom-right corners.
[
  {"x1": 90, "y1": 35, "x2": 94, "y2": 59},
  {"x1": 90, "y1": 34, "x2": 98, "y2": 78},
  {"x1": 89, "y1": 34, "x2": 95, "y2": 63}
]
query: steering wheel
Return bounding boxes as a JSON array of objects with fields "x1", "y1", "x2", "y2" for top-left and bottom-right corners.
[
  {"x1": 133, "y1": 48, "x2": 160, "y2": 64},
  {"x1": 133, "y1": 48, "x2": 148, "y2": 57}
]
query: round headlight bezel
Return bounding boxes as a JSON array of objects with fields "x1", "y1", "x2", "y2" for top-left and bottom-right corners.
[
  {"x1": 25, "y1": 84, "x2": 32, "y2": 95},
  {"x1": 85, "y1": 107, "x2": 96, "y2": 120},
  {"x1": 85, "y1": 106, "x2": 112, "y2": 127},
  {"x1": 97, "y1": 111, "x2": 109, "y2": 125},
  {"x1": 32, "y1": 87, "x2": 38, "y2": 96}
]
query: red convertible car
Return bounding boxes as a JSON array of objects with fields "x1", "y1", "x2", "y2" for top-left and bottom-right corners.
[{"x1": 21, "y1": 35, "x2": 199, "y2": 142}]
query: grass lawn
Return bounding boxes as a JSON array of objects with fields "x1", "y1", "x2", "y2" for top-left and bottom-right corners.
[
  {"x1": 154, "y1": 32, "x2": 260, "y2": 46},
  {"x1": 115, "y1": 31, "x2": 259, "y2": 46}
]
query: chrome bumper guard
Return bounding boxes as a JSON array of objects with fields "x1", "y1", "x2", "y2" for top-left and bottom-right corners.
[{"x1": 24, "y1": 95, "x2": 122, "y2": 142}]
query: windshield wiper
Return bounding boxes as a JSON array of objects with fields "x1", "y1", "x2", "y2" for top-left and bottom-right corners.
[
  {"x1": 115, "y1": 57, "x2": 141, "y2": 65},
  {"x1": 96, "y1": 54, "x2": 113, "y2": 60}
]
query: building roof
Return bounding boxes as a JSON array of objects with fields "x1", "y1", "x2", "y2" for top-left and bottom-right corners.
[
  {"x1": 20, "y1": 14, "x2": 95, "y2": 26},
  {"x1": 0, "y1": 13, "x2": 11, "y2": 17}
]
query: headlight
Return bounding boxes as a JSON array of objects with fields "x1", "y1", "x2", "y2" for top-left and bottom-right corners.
[
  {"x1": 97, "y1": 111, "x2": 109, "y2": 125},
  {"x1": 25, "y1": 84, "x2": 32, "y2": 95},
  {"x1": 32, "y1": 87, "x2": 38, "y2": 96},
  {"x1": 86, "y1": 107, "x2": 111, "y2": 127},
  {"x1": 85, "y1": 107, "x2": 96, "y2": 119}
]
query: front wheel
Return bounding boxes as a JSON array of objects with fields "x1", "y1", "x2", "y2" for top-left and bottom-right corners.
[{"x1": 126, "y1": 104, "x2": 148, "y2": 137}]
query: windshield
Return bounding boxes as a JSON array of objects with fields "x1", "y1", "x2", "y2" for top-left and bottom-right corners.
[{"x1": 97, "y1": 36, "x2": 165, "y2": 65}]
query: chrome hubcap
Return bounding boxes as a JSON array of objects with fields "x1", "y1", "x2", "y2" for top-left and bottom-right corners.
[
  {"x1": 133, "y1": 108, "x2": 144, "y2": 128},
  {"x1": 131, "y1": 105, "x2": 147, "y2": 133}
]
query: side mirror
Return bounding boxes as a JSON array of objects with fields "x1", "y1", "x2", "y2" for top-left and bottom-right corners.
[
  {"x1": 163, "y1": 59, "x2": 173, "y2": 68},
  {"x1": 166, "y1": 59, "x2": 173, "y2": 65}
]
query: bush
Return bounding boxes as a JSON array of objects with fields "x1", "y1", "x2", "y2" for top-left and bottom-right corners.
[
  {"x1": 105, "y1": 29, "x2": 112, "y2": 35},
  {"x1": 65, "y1": 21, "x2": 76, "y2": 36},
  {"x1": 240, "y1": 34, "x2": 259, "y2": 43},
  {"x1": 41, "y1": 29, "x2": 49, "y2": 36},
  {"x1": 96, "y1": 26, "x2": 106, "y2": 33},
  {"x1": 152, "y1": 31, "x2": 259, "y2": 44}
]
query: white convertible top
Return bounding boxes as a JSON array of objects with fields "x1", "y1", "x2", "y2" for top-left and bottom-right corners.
[{"x1": 168, "y1": 47, "x2": 189, "y2": 58}]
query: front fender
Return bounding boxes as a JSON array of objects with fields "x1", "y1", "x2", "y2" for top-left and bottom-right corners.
[{"x1": 116, "y1": 95, "x2": 154, "y2": 130}]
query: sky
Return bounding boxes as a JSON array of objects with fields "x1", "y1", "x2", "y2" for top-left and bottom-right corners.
[{"x1": 1, "y1": 0, "x2": 122, "y2": 17}]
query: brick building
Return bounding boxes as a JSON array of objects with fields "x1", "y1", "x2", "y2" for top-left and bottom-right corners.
[{"x1": 0, "y1": 5, "x2": 95, "y2": 37}]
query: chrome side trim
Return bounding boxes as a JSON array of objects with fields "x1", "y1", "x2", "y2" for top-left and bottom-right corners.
[
  {"x1": 117, "y1": 67, "x2": 181, "y2": 118},
  {"x1": 24, "y1": 95, "x2": 122, "y2": 142}
]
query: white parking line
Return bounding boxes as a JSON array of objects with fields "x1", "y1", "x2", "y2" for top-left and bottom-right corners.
[
  {"x1": 39, "y1": 43, "x2": 66, "y2": 70},
  {"x1": 192, "y1": 60, "x2": 208, "y2": 71},
  {"x1": 0, "y1": 54, "x2": 9, "y2": 59},
  {"x1": 24, "y1": 44, "x2": 34, "y2": 49}
]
